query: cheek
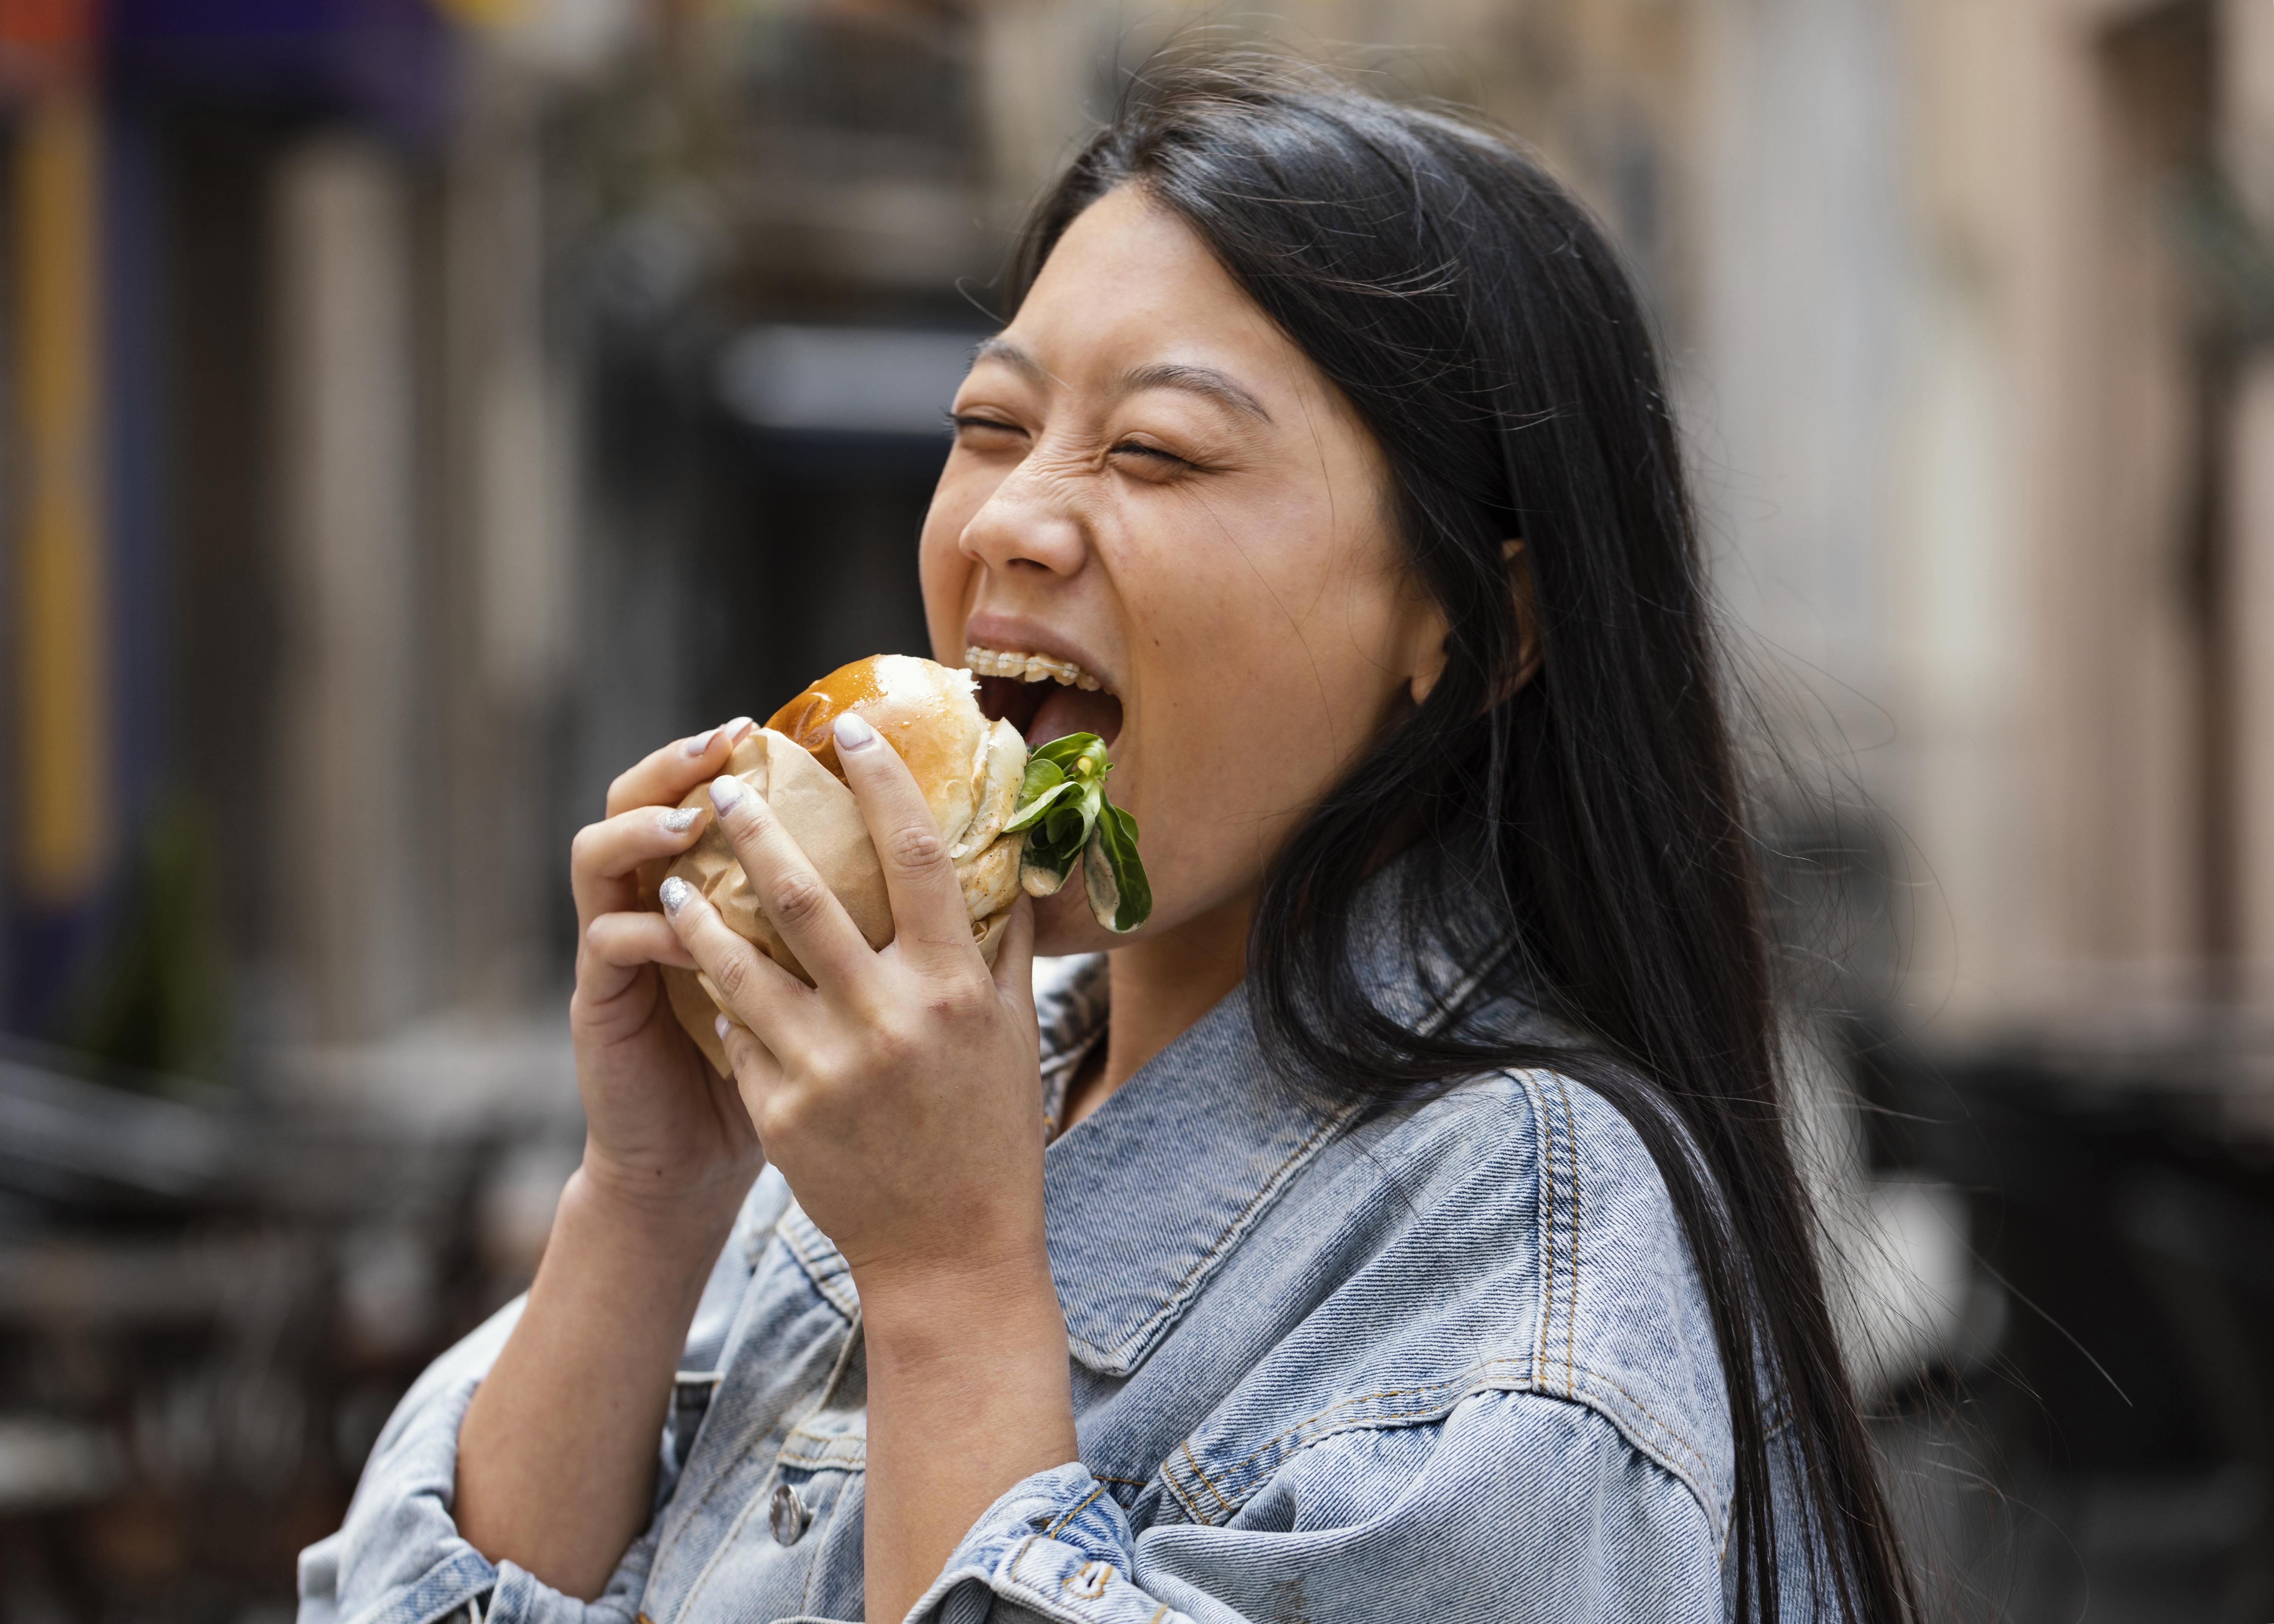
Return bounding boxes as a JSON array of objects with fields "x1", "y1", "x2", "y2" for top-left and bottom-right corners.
[
  {"x1": 918, "y1": 470, "x2": 986, "y2": 653},
  {"x1": 1120, "y1": 507, "x2": 1390, "y2": 737},
  {"x1": 1113, "y1": 547, "x2": 1365, "y2": 834}
]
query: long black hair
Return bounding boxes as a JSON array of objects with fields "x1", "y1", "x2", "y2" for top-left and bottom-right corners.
[{"x1": 1007, "y1": 57, "x2": 1914, "y2": 1624}]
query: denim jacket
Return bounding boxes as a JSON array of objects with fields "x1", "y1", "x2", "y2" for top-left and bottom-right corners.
[{"x1": 302, "y1": 897, "x2": 1791, "y2": 1624}]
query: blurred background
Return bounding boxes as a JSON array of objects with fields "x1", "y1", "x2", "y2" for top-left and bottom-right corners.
[{"x1": 0, "y1": 0, "x2": 2269, "y2": 1617}]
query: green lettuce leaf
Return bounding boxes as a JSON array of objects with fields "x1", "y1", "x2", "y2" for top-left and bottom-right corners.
[{"x1": 1004, "y1": 732, "x2": 1150, "y2": 930}]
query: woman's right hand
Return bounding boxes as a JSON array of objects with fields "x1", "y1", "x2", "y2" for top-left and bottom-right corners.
[
  {"x1": 569, "y1": 717, "x2": 764, "y2": 1223},
  {"x1": 458, "y1": 718, "x2": 765, "y2": 1593}
]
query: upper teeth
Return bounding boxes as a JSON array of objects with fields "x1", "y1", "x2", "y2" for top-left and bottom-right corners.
[{"x1": 966, "y1": 645, "x2": 1104, "y2": 691}]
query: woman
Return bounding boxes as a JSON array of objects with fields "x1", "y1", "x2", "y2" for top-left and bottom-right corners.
[{"x1": 302, "y1": 61, "x2": 1913, "y2": 1624}]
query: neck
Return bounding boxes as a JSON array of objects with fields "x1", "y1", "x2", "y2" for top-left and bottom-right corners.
[{"x1": 1063, "y1": 889, "x2": 1253, "y2": 1130}]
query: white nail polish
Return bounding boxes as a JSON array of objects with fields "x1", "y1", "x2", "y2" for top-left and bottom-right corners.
[
  {"x1": 710, "y1": 775, "x2": 746, "y2": 814},
  {"x1": 714, "y1": 1013, "x2": 732, "y2": 1041},
  {"x1": 684, "y1": 728, "x2": 716, "y2": 756},
  {"x1": 660, "y1": 876, "x2": 692, "y2": 915},
  {"x1": 661, "y1": 805, "x2": 702, "y2": 834},
  {"x1": 833, "y1": 711, "x2": 876, "y2": 752}
]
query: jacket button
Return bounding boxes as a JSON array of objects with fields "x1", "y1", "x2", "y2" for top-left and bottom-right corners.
[{"x1": 769, "y1": 1481, "x2": 812, "y2": 1546}]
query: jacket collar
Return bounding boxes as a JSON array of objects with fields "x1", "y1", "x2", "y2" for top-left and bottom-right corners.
[{"x1": 1037, "y1": 862, "x2": 1519, "y2": 1376}]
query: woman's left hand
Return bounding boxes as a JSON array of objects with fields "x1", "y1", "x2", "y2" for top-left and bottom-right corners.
[
  {"x1": 662, "y1": 711, "x2": 1079, "y2": 1619},
  {"x1": 657, "y1": 708, "x2": 1048, "y2": 1296}
]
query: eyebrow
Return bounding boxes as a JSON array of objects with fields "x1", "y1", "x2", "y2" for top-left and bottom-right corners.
[
  {"x1": 971, "y1": 335, "x2": 1048, "y2": 384},
  {"x1": 970, "y1": 338, "x2": 1273, "y2": 424},
  {"x1": 1119, "y1": 361, "x2": 1273, "y2": 423}
]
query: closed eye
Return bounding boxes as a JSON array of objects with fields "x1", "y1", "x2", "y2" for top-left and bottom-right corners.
[
  {"x1": 1110, "y1": 438, "x2": 1193, "y2": 469},
  {"x1": 950, "y1": 412, "x2": 1027, "y2": 439}
]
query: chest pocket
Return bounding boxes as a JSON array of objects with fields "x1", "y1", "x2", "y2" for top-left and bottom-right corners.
[
  {"x1": 763, "y1": 1338, "x2": 868, "y2": 1552},
  {"x1": 668, "y1": 1371, "x2": 723, "y2": 1477}
]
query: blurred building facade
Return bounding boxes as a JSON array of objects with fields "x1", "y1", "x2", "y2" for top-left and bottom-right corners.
[
  {"x1": 0, "y1": 0, "x2": 2271, "y2": 1615},
  {"x1": 9, "y1": 0, "x2": 2266, "y2": 1109}
]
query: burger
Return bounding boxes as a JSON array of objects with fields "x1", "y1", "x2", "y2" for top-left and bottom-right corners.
[{"x1": 652, "y1": 653, "x2": 1147, "y2": 1073}]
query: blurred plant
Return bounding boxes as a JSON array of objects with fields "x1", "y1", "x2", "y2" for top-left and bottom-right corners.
[{"x1": 68, "y1": 792, "x2": 232, "y2": 1088}]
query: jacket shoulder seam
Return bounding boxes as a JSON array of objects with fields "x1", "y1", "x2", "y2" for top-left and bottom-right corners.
[{"x1": 1161, "y1": 1363, "x2": 1726, "y2": 1542}]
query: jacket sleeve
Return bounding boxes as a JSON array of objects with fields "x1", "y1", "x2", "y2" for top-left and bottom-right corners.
[
  {"x1": 297, "y1": 1177, "x2": 773, "y2": 1624},
  {"x1": 907, "y1": 1388, "x2": 1724, "y2": 1624}
]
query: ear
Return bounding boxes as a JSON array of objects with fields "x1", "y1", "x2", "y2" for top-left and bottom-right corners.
[
  {"x1": 1407, "y1": 539, "x2": 1543, "y2": 708},
  {"x1": 1504, "y1": 539, "x2": 1544, "y2": 694}
]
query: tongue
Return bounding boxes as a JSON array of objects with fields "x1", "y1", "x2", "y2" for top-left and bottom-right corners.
[{"x1": 1029, "y1": 686, "x2": 1123, "y2": 749}]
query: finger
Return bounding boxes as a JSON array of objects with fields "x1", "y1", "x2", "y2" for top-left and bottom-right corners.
[
  {"x1": 584, "y1": 910, "x2": 696, "y2": 971},
  {"x1": 604, "y1": 716, "x2": 754, "y2": 819},
  {"x1": 703, "y1": 772, "x2": 876, "y2": 994},
  {"x1": 715, "y1": 1012, "x2": 796, "y2": 1151},
  {"x1": 829, "y1": 711, "x2": 976, "y2": 971},
  {"x1": 571, "y1": 803, "x2": 712, "y2": 928},
  {"x1": 715, "y1": 1011, "x2": 779, "y2": 1097},
  {"x1": 659, "y1": 871, "x2": 811, "y2": 1054},
  {"x1": 990, "y1": 895, "x2": 1038, "y2": 1024}
]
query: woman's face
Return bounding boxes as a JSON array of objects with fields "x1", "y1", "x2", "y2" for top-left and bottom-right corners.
[{"x1": 920, "y1": 185, "x2": 1446, "y2": 955}]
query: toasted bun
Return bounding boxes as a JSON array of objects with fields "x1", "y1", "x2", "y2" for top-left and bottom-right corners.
[
  {"x1": 655, "y1": 655, "x2": 1028, "y2": 1074},
  {"x1": 767, "y1": 654, "x2": 990, "y2": 851}
]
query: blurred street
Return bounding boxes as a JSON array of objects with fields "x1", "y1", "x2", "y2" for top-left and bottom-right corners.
[{"x1": 0, "y1": 0, "x2": 2271, "y2": 1616}]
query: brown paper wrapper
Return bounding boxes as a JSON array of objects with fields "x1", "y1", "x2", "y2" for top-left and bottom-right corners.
[{"x1": 645, "y1": 726, "x2": 1013, "y2": 1074}]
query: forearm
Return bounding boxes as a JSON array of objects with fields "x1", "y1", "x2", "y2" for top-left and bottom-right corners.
[
  {"x1": 455, "y1": 1164, "x2": 742, "y2": 1600},
  {"x1": 859, "y1": 1259, "x2": 1081, "y2": 1624}
]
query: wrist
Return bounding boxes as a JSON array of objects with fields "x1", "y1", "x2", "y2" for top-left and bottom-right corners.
[
  {"x1": 561, "y1": 1157, "x2": 747, "y2": 1264},
  {"x1": 856, "y1": 1250, "x2": 1067, "y2": 1367}
]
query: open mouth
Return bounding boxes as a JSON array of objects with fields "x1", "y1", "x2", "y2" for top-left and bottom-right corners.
[{"x1": 967, "y1": 645, "x2": 1124, "y2": 749}]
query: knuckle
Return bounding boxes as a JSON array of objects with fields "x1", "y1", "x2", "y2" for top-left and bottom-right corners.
[
  {"x1": 885, "y1": 824, "x2": 947, "y2": 872},
  {"x1": 927, "y1": 976, "x2": 992, "y2": 1025},
  {"x1": 770, "y1": 873, "x2": 828, "y2": 928},
  {"x1": 712, "y1": 950, "x2": 751, "y2": 1002},
  {"x1": 569, "y1": 822, "x2": 604, "y2": 870},
  {"x1": 868, "y1": 1018, "x2": 914, "y2": 1064},
  {"x1": 758, "y1": 1088, "x2": 808, "y2": 1143}
]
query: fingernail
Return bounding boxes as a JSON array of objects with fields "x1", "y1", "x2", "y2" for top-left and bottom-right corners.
[
  {"x1": 661, "y1": 805, "x2": 703, "y2": 834},
  {"x1": 684, "y1": 728, "x2": 716, "y2": 757},
  {"x1": 723, "y1": 715, "x2": 754, "y2": 741},
  {"x1": 709, "y1": 775, "x2": 746, "y2": 814},
  {"x1": 659, "y1": 876, "x2": 692, "y2": 916},
  {"x1": 714, "y1": 1013, "x2": 732, "y2": 1041},
  {"x1": 833, "y1": 711, "x2": 876, "y2": 752}
]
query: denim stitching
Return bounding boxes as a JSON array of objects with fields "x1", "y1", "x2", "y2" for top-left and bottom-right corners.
[
  {"x1": 1059, "y1": 938, "x2": 1508, "y2": 1364},
  {"x1": 1565, "y1": 1362, "x2": 1719, "y2": 1508},
  {"x1": 1530, "y1": 1069, "x2": 1558, "y2": 1388},
  {"x1": 1061, "y1": 1562, "x2": 1113, "y2": 1599},
  {"x1": 993, "y1": 1566, "x2": 1118, "y2": 1624},
  {"x1": 1044, "y1": 1481, "x2": 1106, "y2": 1538},
  {"x1": 1059, "y1": 940, "x2": 1509, "y2": 1367},
  {"x1": 1066, "y1": 1098, "x2": 1366, "y2": 1365},
  {"x1": 1161, "y1": 1468, "x2": 1209, "y2": 1527},
  {"x1": 1179, "y1": 1437, "x2": 1237, "y2": 1518},
  {"x1": 1172, "y1": 1354, "x2": 1719, "y2": 1533},
  {"x1": 668, "y1": 1313, "x2": 866, "y2": 1619},
  {"x1": 776, "y1": 1427, "x2": 867, "y2": 1472},
  {"x1": 1554, "y1": 1070, "x2": 1579, "y2": 1400},
  {"x1": 1278, "y1": 1366, "x2": 1718, "y2": 1534},
  {"x1": 778, "y1": 1206, "x2": 859, "y2": 1321},
  {"x1": 1212, "y1": 1355, "x2": 1536, "y2": 1478}
]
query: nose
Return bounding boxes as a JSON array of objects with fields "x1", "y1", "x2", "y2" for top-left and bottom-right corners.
[{"x1": 957, "y1": 454, "x2": 1087, "y2": 579}]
